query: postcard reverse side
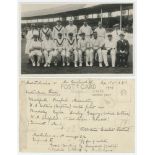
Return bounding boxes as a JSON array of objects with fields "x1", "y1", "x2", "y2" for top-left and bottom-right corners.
[{"x1": 19, "y1": 79, "x2": 134, "y2": 152}]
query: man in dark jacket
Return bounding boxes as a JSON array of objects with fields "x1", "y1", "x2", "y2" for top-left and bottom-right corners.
[{"x1": 116, "y1": 32, "x2": 130, "y2": 67}]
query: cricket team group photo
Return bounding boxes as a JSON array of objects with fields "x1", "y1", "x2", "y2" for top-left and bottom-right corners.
[{"x1": 21, "y1": 3, "x2": 133, "y2": 74}]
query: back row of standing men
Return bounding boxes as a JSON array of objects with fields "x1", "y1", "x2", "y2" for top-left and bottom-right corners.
[{"x1": 25, "y1": 19, "x2": 130, "y2": 68}]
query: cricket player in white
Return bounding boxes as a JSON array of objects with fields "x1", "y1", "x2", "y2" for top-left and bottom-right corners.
[
  {"x1": 100, "y1": 42, "x2": 109, "y2": 68},
  {"x1": 78, "y1": 20, "x2": 93, "y2": 40},
  {"x1": 53, "y1": 20, "x2": 65, "y2": 39},
  {"x1": 86, "y1": 35, "x2": 95, "y2": 67},
  {"x1": 25, "y1": 25, "x2": 35, "y2": 54},
  {"x1": 90, "y1": 32, "x2": 103, "y2": 67},
  {"x1": 29, "y1": 31, "x2": 42, "y2": 67},
  {"x1": 65, "y1": 33, "x2": 77, "y2": 67},
  {"x1": 104, "y1": 33, "x2": 117, "y2": 67},
  {"x1": 40, "y1": 23, "x2": 52, "y2": 41},
  {"x1": 94, "y1": 21, "x2": 106, "y2": 43},
  {"x1": 65, "y1": 19, "x2": 77, "y2": 39},
  {"x1": 112, "y1": 24, "x2": 121, "y2": 42},
  {"x1": 54, "y1": 33, "x2": 66, "y2": 66},
  {"x1": 42, "y1": 34, "x2": 55, "y2": 67},
  {"x1": 77, "y1": 33, "x2": 88, "y2": 67}
]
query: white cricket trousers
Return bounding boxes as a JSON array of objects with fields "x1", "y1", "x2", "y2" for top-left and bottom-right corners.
[
  {"x1": 66, "y1": 49, "x2": 78, "y2": 63},
  {"x1": 74, "y1": 50, "x2": 78, "y2": 63},
  {"x1": 98, "y1": 49, "x2": 116, "y2": 67},
  {"x1": 86, "y1": 49, "x2": 94, "y2": 63},
  {"x1": 43, "y1": 50, "x2": 53, "y2": 64},
  {"x1": 78, "y1": 49, "x2": 85, "y2": 63},
  {"x1": 54, "y1": 48, "x2": 66, "y2": 63},
  {"x1": 98, "y1": 49, "x2": 108, "y2": 66},
  {"x1": 110, "y1": 49, "x2": 116, "y2": 67},
  {"x1": 29, "y1": 50, "x2": 42, "y2": 63}
]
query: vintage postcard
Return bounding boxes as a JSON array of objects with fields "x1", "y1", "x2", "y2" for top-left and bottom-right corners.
[
  {"x1": 19, "y1": 2, "x2": 135, "y2": 153},
  {"x1": 20, "y1": 3, "x2": 134, "y2": 75}
]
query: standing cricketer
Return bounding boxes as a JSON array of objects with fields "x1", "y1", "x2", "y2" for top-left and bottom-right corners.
[
  {"x1": 112, "y1": 24, "x2": 121, "y2": 42},
  {"x1": 25, "y1": 24, "x2": 35, "y2": 54},
  {"x1": 78, "y1": 20, "x2": 93, "y2": 40},
  {"x1": 65, "y1": 19, "x2": 77, "y2": 39},
  {"x1": 53, "y1": 20, "x2": 65, "y2": 39},
  {"x1": 40, "y1": 23, "x2": 52, "y2": 41},
  {"x1": 94, "y1": 21, "x2": 106, "y2": 43}
]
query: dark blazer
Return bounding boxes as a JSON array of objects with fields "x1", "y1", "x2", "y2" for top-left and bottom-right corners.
[{"x1": 117, "y1": 39, "x2": 129, "y2": 54}]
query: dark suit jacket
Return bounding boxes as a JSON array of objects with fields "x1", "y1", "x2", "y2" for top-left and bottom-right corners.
[{"x1": 117, "y1": 39, "x2": 129, "y2": 54}]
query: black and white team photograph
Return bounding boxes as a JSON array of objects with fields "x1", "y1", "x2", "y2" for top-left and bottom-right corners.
[{"x1": 20, "y1": 3, "x2": 134, "y2": 74}]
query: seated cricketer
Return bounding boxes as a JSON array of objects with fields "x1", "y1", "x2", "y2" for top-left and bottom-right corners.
[
  {"x1": 116, "y1": 31, "x2": 130, "y2": 67},
  {"x1": 29, "y1": 30, "x2": 42, "y2": 67},
  {"x1": 87, "y1": 31, "x2": 101, "y2": 67},
  {"x1": 54, "y1": 33, "x2": 66, "y2": 66},
  {"x1": 104, "y1": 33, "x2": 117, "y2": 67},
  {"x1": 91, "y1": 31, "x2": 108, "y2": 68},
  {"x1": 77, "y1": 33, "x2": 88, "y2": 67},
  {"x1": 65, "y1": 32, "x2": 77, "y2": 67},
  {"x1": 42, "y1": 34, "x2": 55, "y2": 67}
]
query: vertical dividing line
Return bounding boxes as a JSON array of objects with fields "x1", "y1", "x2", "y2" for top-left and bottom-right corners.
[{"x1": 120, "y1": 4, "x2": 122, "y2": 30}]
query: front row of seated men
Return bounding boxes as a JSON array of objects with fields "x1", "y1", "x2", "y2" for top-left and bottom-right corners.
[{"x1": 28, "y1": 31, "x2": 129, "y2": 68}]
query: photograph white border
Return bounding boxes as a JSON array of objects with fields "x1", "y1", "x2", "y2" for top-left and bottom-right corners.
[{"x1": 18, "y1": 0, "x2": 136, "y2": 78}]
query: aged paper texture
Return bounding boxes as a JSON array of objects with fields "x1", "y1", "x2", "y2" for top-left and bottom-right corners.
[{"x1": 19, "y1": 79, "x2": 134, "y2": 152}]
